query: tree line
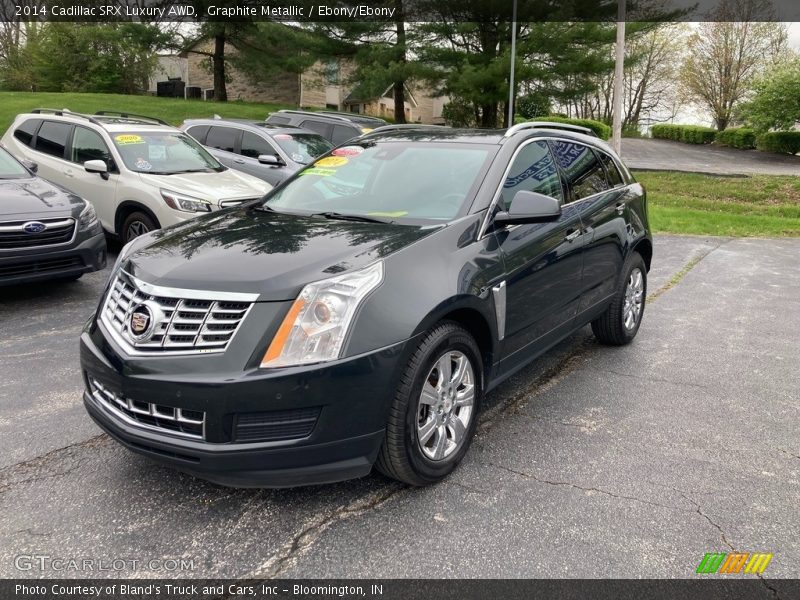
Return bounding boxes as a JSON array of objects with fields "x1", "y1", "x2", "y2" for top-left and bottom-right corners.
[{"x1": 0, "y1": 0, "x2": 797, "y2": 136}]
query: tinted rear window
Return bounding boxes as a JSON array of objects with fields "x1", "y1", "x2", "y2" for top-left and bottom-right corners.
[
  {"x1": 267, "y1": 115, "x2": 291, "y2": 125},
  {"x1": 185, "y1": 125, "x2": 210, "y2": 144},
  {"x1": 34, "y1": 121, "x2": 71, "y2": 159},
  {"x1": 13, "y1": 119, "x2": 41, "y2": 147},
  {"x1": 206, "y1": 126, "x2": 239, "y2": 153}
]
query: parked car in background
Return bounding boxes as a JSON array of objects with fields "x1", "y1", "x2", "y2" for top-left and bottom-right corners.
[
  {"x1": 80, "y1": 122, "x2": 652, "y2": 488},
  {"x1": 1, "y1": 110, "x2": 271, "y2": 243},
  {"x1": 181, "y1": 118, "x2": 332, "y2": 186},
  {"x1": 0, "y1": 145, "x2": 106, "y2": 286},
  {"x1": 265, "y1": 110, "x2": 386, "y2": 145}
]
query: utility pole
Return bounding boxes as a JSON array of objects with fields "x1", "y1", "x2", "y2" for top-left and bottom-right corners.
[
  {"x1": 507, "y1": 0, "x2": 518, "y2": 128},
  {"x1": 611, "y1": 0, "x2": 626, "y2": 154}
]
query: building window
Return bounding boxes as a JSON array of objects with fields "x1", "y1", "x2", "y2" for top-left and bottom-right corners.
[{"x1": 324, "y1": 60, "x2": 339, "y2": 85}]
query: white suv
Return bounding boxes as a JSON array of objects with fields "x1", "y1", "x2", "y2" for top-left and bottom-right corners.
[{"x1": 1, "y1": 109, "x2": 271, "y2": 242}]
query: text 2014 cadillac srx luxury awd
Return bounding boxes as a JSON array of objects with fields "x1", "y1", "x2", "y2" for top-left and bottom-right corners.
[{"x1": 79, "y1": 123, "x2": 652, "y2": 487}]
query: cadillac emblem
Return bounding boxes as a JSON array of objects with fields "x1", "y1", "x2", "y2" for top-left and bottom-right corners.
[{"x1": 127, "y1": 301, "x2": 160, "y2": 343}]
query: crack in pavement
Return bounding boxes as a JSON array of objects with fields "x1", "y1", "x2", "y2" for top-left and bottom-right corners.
[
  {"x1": 584, "y1": 366, "x2": 711, "y2": 391},
  {"x1": 0, "y1": 434, "x2": 108, "y2": 495},
  {"x1": 247, "y1": 483, "x2": 405, "y2": 579},
  {"x1": 646, "y1": 238, "x2": 732, "y2": 304},
  {"x1": 487, "y1": 461, "x2": 688, "y2": 512}
]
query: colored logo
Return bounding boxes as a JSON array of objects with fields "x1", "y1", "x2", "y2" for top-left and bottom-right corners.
[
  {"x1": 127, "y1": 301, "x2": 160, "y2": 343},
  {"x1": 22, "y1": 221, "x2": 47, "y2": 234},
  {"x1": 696, "y1": 552, "x2": 773, "y2": 574}
]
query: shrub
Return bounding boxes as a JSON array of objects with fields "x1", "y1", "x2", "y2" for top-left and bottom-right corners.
[
  {"x1": 651, "y1": 124, "x2": 716, "y2": 144},
  {"x1": 756, "y1": 131, "x2": 800, "y2": 155},
  {"x1": 529, "y1": 115, "x2": 611, "y2": 140},
  {"x1": 715, "y1": 127, "x2": 756, "y2": 149}
]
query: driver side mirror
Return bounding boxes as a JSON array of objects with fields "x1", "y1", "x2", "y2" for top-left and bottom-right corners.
[
  {"x1": 258, "y1": 154, "x2": 284, "y2": 167},
  {"x1": 494, "y1": 190, "x2": 561, "y2": 225},
  {"x1": 84, "y1": 160, "x2": 109, "y2": 180},
  {"x1": 21, "y1": 159, "x2": 38, "y2": 173}
]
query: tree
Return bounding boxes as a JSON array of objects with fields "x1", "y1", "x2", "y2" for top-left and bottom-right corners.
[
  {"x1": 742, "y1": 58, "x2": 800, "y2": 132},
  {"x1": 679, "y1": 0, "x2": 788, "y2": 130}
]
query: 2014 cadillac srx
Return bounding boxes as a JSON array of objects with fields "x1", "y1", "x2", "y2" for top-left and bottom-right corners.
[{"x1": 79, "y1": 123, "x2": 652, "y2": 487}]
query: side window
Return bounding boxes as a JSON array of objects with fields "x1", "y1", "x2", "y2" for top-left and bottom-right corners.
[
  {"x1": 550, "y1": 141, "x2": 610, "y2": 201},
  {"x1": 267, "y1": 116, "x2": 291, "y2": 125},
  {"x1": 34, "y1": 121, "x2": 71, "y2": 159},
  {"x1": 300, "y1": 120, "x2": 332, "y2": 140},
  {"x1": 185, "y1": 125, "x2": 209, "y2": 144},
  {"x1": 501, "y1": 140, "x2": 563, "y2": 209},
  {"x1": 14, "y1": 119, "x2": 41, "y2": 147},
  {"x1": 205, "y1": 126, "x2": 239, "y2": 153},
  {"x1": 598, "y1": 152, "x2": 624, "y2": 187},
  {"x1": 71, "y1": 127, "x2": 111, "y2": 165},
  {"x1": 240, "y1": 132, "x2": 275, "y2": 159},
  {"x1": 331, "y1": 125, "x2": 356, "y2": 146}
]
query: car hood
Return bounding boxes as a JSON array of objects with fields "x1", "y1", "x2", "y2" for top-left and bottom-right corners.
[
  {"x1": 126, "y1": 209, "x2": 439, "y2": 301},
  {"x1": 0, "y1": 177, "x2": 83, "y2": 218},
  {"x1": 138, "y1": 170, "x2": 271, "y2": 205}
]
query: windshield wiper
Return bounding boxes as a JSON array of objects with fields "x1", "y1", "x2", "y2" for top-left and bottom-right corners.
[{"x1": 310, "y1": 211, "x2": 393, "y2": 224}]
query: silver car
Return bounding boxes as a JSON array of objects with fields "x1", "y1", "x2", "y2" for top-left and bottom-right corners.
[{"x1": 181, "y1": 118, "x2": 333, "y2": 186}]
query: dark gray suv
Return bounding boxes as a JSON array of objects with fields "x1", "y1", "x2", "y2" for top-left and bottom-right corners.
[
  {"x1": 181, "y1": 119, "x2": 332, "y2": 186},
  {"x1": 265, "y1": 110, "x2": 386, "y2": 145}
]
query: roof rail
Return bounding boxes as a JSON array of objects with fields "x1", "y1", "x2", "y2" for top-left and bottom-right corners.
[
  {"x1": 504, "y1": 121, "x2": 597, "y2": 138},
  {"x1": 273, "y1": 109, "x2": 353, "y2": 123},
  {"x1": 94, "y1": 111, "x2": 169, "y2": 126},
  {"x1": 367, "y1": 124, "x2": 449, "y2": 134},
  {"x1": 31, "y1": 108, "x2": 102, "y2": 125},
  {"x1": 317, "y1": 110, "x2": 386, "y2": 123}
]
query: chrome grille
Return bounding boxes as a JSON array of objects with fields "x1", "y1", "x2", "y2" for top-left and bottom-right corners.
[
  {"x1": 100, "y1": 270, "x2": 256, "y2": 355},
  {"x1": 0, "y1": 217, "x2": 75, "y2": 249},
  {"x1": 89, "y1": 378, "x2": 204, "y2": 439}
]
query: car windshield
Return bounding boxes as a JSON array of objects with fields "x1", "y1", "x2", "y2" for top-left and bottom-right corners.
[
  {"x1": 264, "y1": 141, "x2": 495, "y2": 223},
  {"x1": 0, "y1": 147, "x2": 30, "y2": 179},
  {"x1": 111, "y1": 132, "x2": 224, "y2": 175},
  {"x1": 265, "y1": 130, "x2": 332, "y2": 164}
]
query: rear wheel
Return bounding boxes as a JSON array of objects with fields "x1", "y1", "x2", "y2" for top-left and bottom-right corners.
[
  {"x1": 591, "y1": 251, "x2": 647, "y2": 345},
  {"x1": 121, "y1": 211, "x2": 157, "y2": 244},
  {"x1": 376, "y1": 322, "x2": 482, "y2": 486}
]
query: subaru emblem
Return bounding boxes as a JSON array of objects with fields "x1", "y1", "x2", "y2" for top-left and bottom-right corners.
[{"x1": 22, "y1": 221, "x2": 47, "y2": 234}]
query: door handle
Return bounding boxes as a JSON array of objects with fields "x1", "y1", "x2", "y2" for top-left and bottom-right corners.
[
  {"x1": 615, "y1": 202, "x2": 625, "y2": 215},
  {"x1": 233, "y1": 159, "x2": 245, "y2": 164},
  {"x1": 564, "y1": 229, "x2": 581, "y2": 243},
  {"x1": 63, "y1": 170, "x2": 74, "y2": 178}
]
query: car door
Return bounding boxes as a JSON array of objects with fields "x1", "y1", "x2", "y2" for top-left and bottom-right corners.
[
  {"x1": 204, "y1": 126, "x2": 242, "y2": 170},
  {"x1": 550, "y1": 140, "x2": 627, "y2": 314},
  {"x1": 238, "y1": 131, "x2": 289, "y2": 185},
  {"x1": 63, "y1": 126, "x2": 119, "y2": 232},
  {"x1": 493, "y1": 139, "x2": 585, "y2": 365}
]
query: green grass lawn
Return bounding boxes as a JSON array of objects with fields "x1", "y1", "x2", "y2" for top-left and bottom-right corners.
[
  {"x1": 634, "y1": 171, "x2": 800, "y2": 237},
  {"x1": 0, "y1": 91, "x2": 291, "y2": 133}
]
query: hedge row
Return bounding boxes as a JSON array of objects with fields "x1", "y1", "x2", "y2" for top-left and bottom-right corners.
[
  {"x1": 651, "y1": 124, "x2": 717, "y2": 144},
  {"x1": 715, "y1": 127, "x2": 756, "y2": 149},
  {"x1": 529, "y1": 115, "x2": 612, "y2": 140},
  {"x1": 756, "y1": 131, "x2": 800, "y2": 155}
]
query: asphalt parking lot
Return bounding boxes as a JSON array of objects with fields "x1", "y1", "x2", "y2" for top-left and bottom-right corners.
[{"x1": 0, "y1": 234, "x2": 798, "y2": 584}]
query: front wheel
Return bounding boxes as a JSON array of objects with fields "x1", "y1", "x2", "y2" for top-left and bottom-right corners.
[
  {"x1": 375, "y1": 322, "x2": 482, "y2": 486},
  {"x1": 591, "y1": 251, "x2": 647, "y2": 345},
  {"x1": 121, "y1": 211, "x2": 158, "y2": 244}
]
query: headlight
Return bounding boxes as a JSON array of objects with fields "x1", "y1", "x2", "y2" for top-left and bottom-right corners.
[
  {"x1": 78, "y1": 201, "x2": 99, "y2": 231},
  {"x1": 261, "y1": 261, "x2": 384, "y2": 368},
  {"x1": 161, "y1": 189, "x2": 212, "y2": 213}
]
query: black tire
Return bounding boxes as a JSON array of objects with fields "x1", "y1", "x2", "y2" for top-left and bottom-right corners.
[
  {"x1": 375, "y1": 321, "x2": 483, "y2": 486},
  {"x1": 591, "y1": 251, "x2": 647, "y2": 346},
  {"x1": 121, "y1": 211, "x2": 157, "y2": 244}
]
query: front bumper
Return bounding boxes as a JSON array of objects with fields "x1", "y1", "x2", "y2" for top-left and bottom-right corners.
[
  {"x1": 0, "y1": 232, "x2": 106, "y2": 286},
  {"x1": 80, "y1": 326, "x2": 410, "y2": 488}
]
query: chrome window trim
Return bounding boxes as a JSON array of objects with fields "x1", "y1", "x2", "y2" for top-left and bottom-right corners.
[
  {"x1": 478, "y1": 136, "x2": 629, "y2": 240},
  {"x1": 0, "y1": 217, "x2": 77, "y2": 251}
]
